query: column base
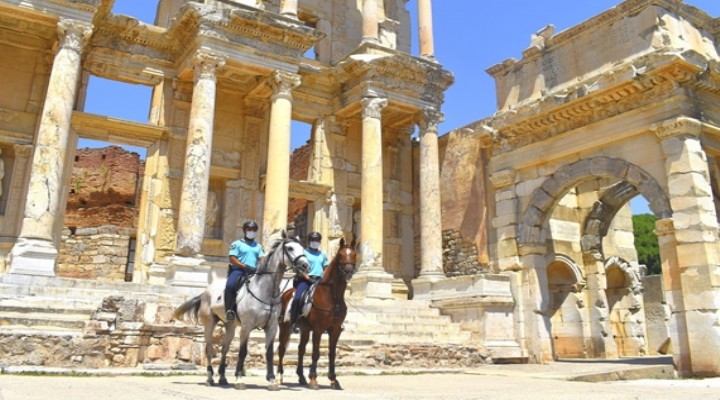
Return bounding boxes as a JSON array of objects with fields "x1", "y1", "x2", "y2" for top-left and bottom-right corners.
[
  {"x1": 7, "y1": 238, "x2": 57, "y2": 276},
  {"x1": 411, "y1": 273, "x2": 444, "y2": 300},
  {"x1": 161, "y1": 255, "x2": 211, "y2": 288},
  {"x1": 350, "y1": 269, "x2": 394, "y2": 300}
]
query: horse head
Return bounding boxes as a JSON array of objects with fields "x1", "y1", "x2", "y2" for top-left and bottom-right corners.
[
  {"x1": 336, "y1": 237, "x2": 358, "y2": 281},
  {"x1": 279, "y1": 230, "x2": 309, "y2": 275}
]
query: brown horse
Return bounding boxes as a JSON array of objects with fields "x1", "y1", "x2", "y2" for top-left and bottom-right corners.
[{"x1": 276, "y1": 237, "x2": 357, "y2": 390}]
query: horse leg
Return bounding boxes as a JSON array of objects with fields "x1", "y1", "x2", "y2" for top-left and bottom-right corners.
[
  {"x1": 264, "y1": 322, "x2": 280, "y2": 391},
  {"x1": 217, "y1": 322, "x2": 235, "y2": 386},
  {"x1": 276, "y1": 318, "x2": 291, "y2": 385},
  {"x1": 277, "y1": 292, "x2": 293, "y2": 386},
  {"x1": 308, "y1": 330, "x2": 323, "y2": 390},
  {"x1": 203, "y1": 320, "x2": 217, "y2": 386},
  {"x1": 327, "y1": 325, "x2": 343, "y2": 390},
  {"x1": 296, "y1": 329, "x2": 310, "y2": 386},
  {"x1": 234, "y1": 327, "x2": 250, "y2": 390}
]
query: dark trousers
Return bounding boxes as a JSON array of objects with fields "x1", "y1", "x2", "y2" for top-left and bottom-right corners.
[
  {"x1": 291, "y1": 276, "x2": 318, "y2": 322},
  {"x1": 225, "y1": 267, "x2": 248, "y2": 312}
]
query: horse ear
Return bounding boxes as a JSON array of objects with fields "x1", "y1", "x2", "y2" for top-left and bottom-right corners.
[
  {"x1": 281, "y1": 229, "x2": 287, "y2": 239},
  {"x1": 339, "y1": 237, "x2": 346, "y2": 248},
  {"x1": 350, "y1": 236, "x2": 357, "y2": 248}
]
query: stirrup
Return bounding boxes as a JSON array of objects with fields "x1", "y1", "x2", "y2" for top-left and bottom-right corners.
[{"x1": 226, "y1": 310, "x2": 236, "y2": 322}]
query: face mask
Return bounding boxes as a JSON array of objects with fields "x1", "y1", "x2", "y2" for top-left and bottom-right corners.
[
  {"x1": 245, "y1": 231, "x2": 256, "y2": 240},
  {"x1": 310, "y1": 241, "x2": 320, "y2": 249}
]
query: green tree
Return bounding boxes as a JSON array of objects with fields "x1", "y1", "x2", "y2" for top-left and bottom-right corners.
[{"x1": 632, "y1": 213, "x2": 661, "y2": 275}]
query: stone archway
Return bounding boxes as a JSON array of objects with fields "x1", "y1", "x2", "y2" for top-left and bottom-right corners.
[
  {"x1": 516, "y1": 157, "x2": 671, "y2": 361},
  {"x1": 519, "y1": 157, "x2": 671, "y2": 247}
]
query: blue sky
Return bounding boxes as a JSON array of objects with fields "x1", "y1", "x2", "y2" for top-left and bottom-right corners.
[{"x1": 84, "y1": 1, "x2": 720, "y2": 214}]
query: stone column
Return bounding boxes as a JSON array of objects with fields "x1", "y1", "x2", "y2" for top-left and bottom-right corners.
[
  {"x1": 418, "y1": 0, "x2": 435, "y2": 59},
  {"x1": 654, "y1": 218, "x2": 692, "y2": 374},
  {"x1": 350, "y1": 97, "x2": 393, "y2": 300},
  {"x1": 175, "y1": 51, "x2": 225, "y2": 258},
  {"x1": 8, "y1": 20, "x2": 92, "y2": 276},
  {"x1": 280, "y1": 0, "x2": 298, "y2": 18},
  {"x1": 361, "y1": 0, "x2": 379, "y2": 44},
  {"x1": 417, "y1": 107, "x2": 444, "y2": 277},
  {"x1": 518, "y1": 246, "x2": 555, "y2": 364},
  {"x1": 653, "y1": 116, "x2": 720, "y2": 376},
  {"x1": 262, "y1": 71, "x2": 301, "y2": 244},
  {"x1": 582, "y1": 251, "x2": 618, "y2": 359}
]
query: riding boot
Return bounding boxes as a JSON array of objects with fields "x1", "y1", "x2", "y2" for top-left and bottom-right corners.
[
  {"x1": 224, "y1": 287, "x2": 236, "y2": 323},
  {"x1": 290, "y1": 300, "x2": 300, "y2": 333}
]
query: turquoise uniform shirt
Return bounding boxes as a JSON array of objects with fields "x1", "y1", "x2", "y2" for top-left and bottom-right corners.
[
  {"x1": 304, "y1": 248, "x2": 329, "y2": 278},
  {"x1": 228, "y1": 239, "x2": 265, "y2": 270}
]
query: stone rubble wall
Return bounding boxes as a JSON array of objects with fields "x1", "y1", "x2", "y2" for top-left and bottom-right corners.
[
  {"x1": 442, "y1": 229, "x2": 490, "y2": 276},
  {"x1": 0, "y1": 296, "x2": 491, "y2": 370},
  {"x1": 57, "y1": 226, "x2": 134, "y2": 282}
]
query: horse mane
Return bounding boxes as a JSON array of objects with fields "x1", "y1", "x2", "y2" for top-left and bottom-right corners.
[
  {"x1": 320, "y1": 242, "x2": 348, "y2": 284},
  {"x1": 256, "y1": 236, "x2": 299, "y2": 273}
]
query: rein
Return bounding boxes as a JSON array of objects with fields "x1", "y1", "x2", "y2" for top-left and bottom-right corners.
[{"x1": 241, "y1": 239, "x2": 305, "y2": 309}]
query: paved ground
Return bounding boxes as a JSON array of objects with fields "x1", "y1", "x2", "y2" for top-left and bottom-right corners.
[{"x1": 1, "y1": 358, "x2": 720, "y2": 400}]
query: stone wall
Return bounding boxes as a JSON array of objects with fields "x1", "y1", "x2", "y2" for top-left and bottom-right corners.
[
  {"x1": 442, "y1": 229, "x2": 490, "y2": 275},
  {"x1": 0, "y1": 295, "x2": 492, "y2": 369},
  {"x1": 57, "y1": 226, "x2": 134, "y2": 282},
  {"x1": 66, "y1": 146, "x2": 142, "y2": 229}
]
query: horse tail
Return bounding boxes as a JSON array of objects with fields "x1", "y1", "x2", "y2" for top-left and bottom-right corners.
[{"x1": 173, "y1": 294, "x2": 202, "y2": 324}]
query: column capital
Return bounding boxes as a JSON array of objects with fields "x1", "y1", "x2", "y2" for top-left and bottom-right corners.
[
  {"x1": 57, "y1": 19, "x2": 93, "y2": 55},
  {"x1": 360, "y1": 97, "x2": 388, "y2": 119},
  {"x1": 417, "y1": 106, "x2": 444, "y2": 135},
  {"x1": 651, "y1": 116, "x2": 702, "y2": 141},
  {"x1": 490, "y1": 168, "x2": 517, "y2": 189},
  {"x1": 193, "y1": 50, "x2": 226, "y2": 82},
  {"x1": 654, "y1": 218, "x2": 675, "y2": 237},
  {"x1": 270, "y1": 71, "x2": 301, "y2": 101},
  {"x1": 13, "y1": 144, "x2": 33, "y2": 158}
]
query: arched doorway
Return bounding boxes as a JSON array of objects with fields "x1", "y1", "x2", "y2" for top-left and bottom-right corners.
[
  {"x1": 605, "y1": 256, "x2": 647, "y2": 356},
  {"x1": 547, "y1": 255, "x2": 586, "y2": 359}
]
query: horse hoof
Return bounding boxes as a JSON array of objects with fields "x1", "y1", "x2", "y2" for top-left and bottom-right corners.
[
  {"x1": 268, "y1": 383, "x2": 280, "y2": 391},
  {"x1": 331, "y1": 380, "x2": 343, "y2": 390},
  {"x1": 218, "y1": 377, "x2": 228, "y2": 386},
  {"x1": 205, "y1": 379, "x2": 215, "y2": 387},
  {"x1": 234, "y1": 382, "x2": 246, "y2": 390},
  {"x1": 298, "y1": 377, "x2": 308, "y2": 387},
  {"x1": 309, "y1": 382, "x2": 319, "y2": 390}
]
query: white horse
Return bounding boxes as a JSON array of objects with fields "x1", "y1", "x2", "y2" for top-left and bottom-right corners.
[{"x1": 174, "y1": 232, "x2": 309, "y2": 390}]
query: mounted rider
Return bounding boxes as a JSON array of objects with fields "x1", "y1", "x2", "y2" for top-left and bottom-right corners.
[
  {"x1": 225, "y1": 220, "x2": 265, "y2": 323},
  {"x1": 290, "y1": 231, "x2": 329, "y2": 332}
]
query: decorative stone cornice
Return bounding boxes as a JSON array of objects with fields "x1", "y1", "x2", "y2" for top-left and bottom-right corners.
[
  {"x1": 490, "y1": 169, "x2": 517, "y2": 189},
  {"x1": 417, "y1": 107, "x2": 444, "y2": 136},
  {"x1": 57, "y1": 19, "x2": 93, "y2": 54},
  {"x1": 488, "y1": 55, "x2": 704, "y2": 154},
  {"x1": 651, "y1": 116, "x2": 703, "y2": 141},
  {"x1": 270, "y1": 71, "x2": 301, "y2": 101},
  {"x1": 336, "y1": 45, "x2": 454, "y2": 104},
  {"x1": 192, "y1": 50, "x2": 226, "y2": 83},
  {"x1": 360, "y1": 97, "x2": 388, "y2": 119}
]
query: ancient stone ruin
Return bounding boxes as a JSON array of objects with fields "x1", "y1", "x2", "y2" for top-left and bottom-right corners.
[{"x1": 0, "y1": 0, "x2": 719, "y2": 377}]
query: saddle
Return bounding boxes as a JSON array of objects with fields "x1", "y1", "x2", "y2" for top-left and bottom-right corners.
[
  {"x1": 283, "y1": 279, "x2": 320, "y2": 323},
  {"x1": 210, "y1": 275, "x2": 249, "y2": 322}
]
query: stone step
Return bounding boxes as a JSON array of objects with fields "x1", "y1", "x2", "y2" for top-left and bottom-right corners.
[{"x1": 0, "y1": 312, "x2": 88, "y2": 331}]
